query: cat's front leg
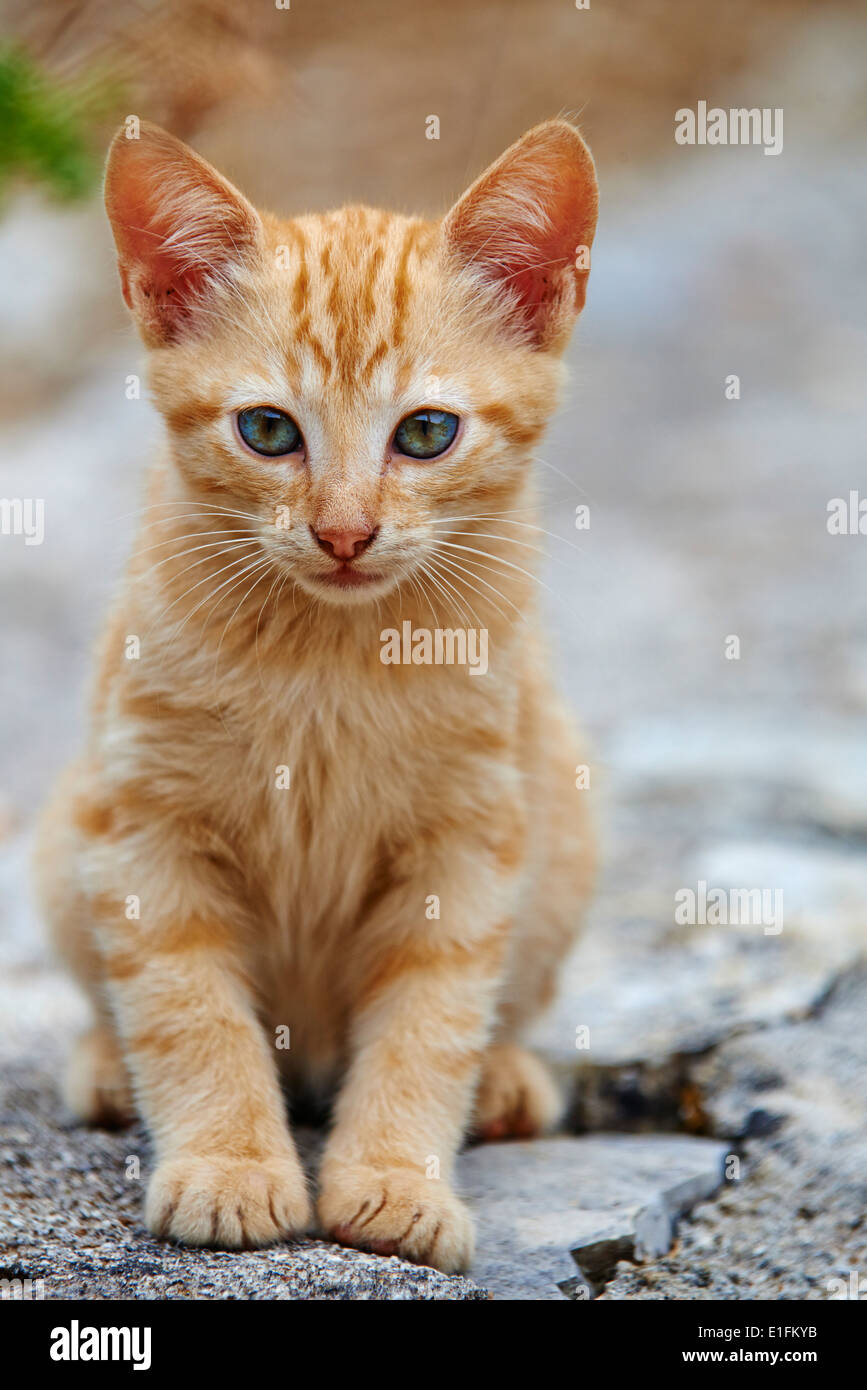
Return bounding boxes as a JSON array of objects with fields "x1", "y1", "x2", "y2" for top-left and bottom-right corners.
[
  {"x1": 318, "y1": 840, "x2": 518, "y2": 1273},
  {"x1": 95, "y1": 896, "x2": 310, "y2": 1249}
]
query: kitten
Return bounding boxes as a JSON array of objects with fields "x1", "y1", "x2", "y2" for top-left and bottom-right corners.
[{"x1": 34, "y1": 119, "x2": 597, "y2": 1273}]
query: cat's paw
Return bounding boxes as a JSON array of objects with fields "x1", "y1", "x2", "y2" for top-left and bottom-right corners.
[
  {"x1": 472, "y1": 1043, "x2": 563, "y2": 1140},
  {"x1": 318, "y1": 1163, "x2": 474, "y2": 1273},
  {"x1": 146, "y1": 1153, "x2": 311, "y2": 1248},
  {"x1": 64, "y1": 1026, "x2": 135, "y2": 1128}
]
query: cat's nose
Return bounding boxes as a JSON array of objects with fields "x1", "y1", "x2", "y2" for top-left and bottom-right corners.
[{"x1": 312, "y1": 526, "x2": 377, "y2": 560}]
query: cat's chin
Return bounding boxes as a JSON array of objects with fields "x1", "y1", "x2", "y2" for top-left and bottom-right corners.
[{"x1": 295, "y1": 570, "x2": 399, "y2": 607}]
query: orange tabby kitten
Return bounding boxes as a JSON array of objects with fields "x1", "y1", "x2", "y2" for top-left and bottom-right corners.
[{"x1": 34, "y1": 119, "x2": 597, "y2": 1273}]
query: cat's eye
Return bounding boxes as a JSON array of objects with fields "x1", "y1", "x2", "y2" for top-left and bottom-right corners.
[
  {"x1": 237, "y1": 406, "x2": 302, "y2": 457},
  {"x1": 393, "y1": 409, "x2": 459, "y2": 460}
]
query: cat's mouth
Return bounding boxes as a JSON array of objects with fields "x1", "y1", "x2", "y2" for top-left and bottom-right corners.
[
  {"x1": 286, "y1": 554, "x2": 399, "y2": 606},
  {"x1": 319, "y1": 565, "x2": 384, "y2": 589}
]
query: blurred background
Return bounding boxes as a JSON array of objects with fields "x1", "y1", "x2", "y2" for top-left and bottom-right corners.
[{"x1": 1, "y1": 0, "x2": 866, "y2": 1297}]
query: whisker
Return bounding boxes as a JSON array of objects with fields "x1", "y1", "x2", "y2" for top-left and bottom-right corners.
[
  {"x1": 133, "y1": 537, "x2": 257, "y2": 586},
  {"x1": 415, "y1": 560, "x2": 472, "y2": 629},
  {"x1": 435, "y1": 543, "x2": 525, "y2": 591},
  {"x1": 437, "y1": 511, "x2": 532, "y2": 522},
  {"x1": 406, "y1": 568, "x2": 439, "y2": 627},
  {"x1": 432, "y1": 552, "x2": 523, "y2": 623},
  {"x1": 431, "y1": 528, "x2": 578, "y2": 577},
  {"x1": 429, "y1": 528, "x2": 545, "y2": 557},
  {"x1": 430, "y1": 555, "x2": 511, "y2": 627},
  {"x1": 115, "y1": 501, "x2": 263, "y2": 526},
  {"x1": 163, "y1": 552, "x2": 273, "y2": 661},
  {"x1": 431, "y1": 514, "x2": 587, "y2": 556},
  {"x1": 145, "y1": 545, "x2": 264, "y2": 641},
  {"x1": 438, "y1": 556, "x2": 486, "y2": 628},
  {"x1": 255, "y1": 567, "x2": 286, "y2": 690},
  {"x1": 431, "y1": 539, "x2": 555, "y2": 598},
  {"x1": 213, "y1": 557, "x2": 277, "y2": 692},
  {"x1": 531, "y1": 452, "x2": 591, "y2": 499},
  {"x1": 420, "y1": 559, "x2": 479, "y2": 630},
  {"x1": 132, "y1": 527, "x2": 254, "y2": 558},
  {"x1": 139, "y1": 540, "x2": 259, "y2": 602}
]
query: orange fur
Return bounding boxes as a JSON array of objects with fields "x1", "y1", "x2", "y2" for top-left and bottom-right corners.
[{"x1": 33, "y1": 118, "x2": 598, "y2": 1273}]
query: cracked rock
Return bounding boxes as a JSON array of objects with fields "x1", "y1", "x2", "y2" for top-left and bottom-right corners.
[{"x1": 458, "y1": 1133, "x2": 728, "y2": 1299}]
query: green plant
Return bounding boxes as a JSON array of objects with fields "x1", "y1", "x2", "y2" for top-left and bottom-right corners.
[{"x1": 0, "y1": 45, "x2": 115, "y2": 202}]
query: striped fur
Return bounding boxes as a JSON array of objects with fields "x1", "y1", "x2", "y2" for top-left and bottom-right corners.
[{"x1": 34, "y1": 119, "x2": 598, "y2": 1272}]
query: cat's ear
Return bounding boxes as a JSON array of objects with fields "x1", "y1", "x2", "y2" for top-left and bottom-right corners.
[
  {"x1": 442, "y1": 120, "x2": 598, "y2": 351},
  {"x1": 104, "y1": 122, "x2": 264, "y2": 347}
]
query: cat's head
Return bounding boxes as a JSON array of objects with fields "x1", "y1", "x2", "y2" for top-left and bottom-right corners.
[{"x1": 105, "y1": 120, "x2": 597, "y2": 608}]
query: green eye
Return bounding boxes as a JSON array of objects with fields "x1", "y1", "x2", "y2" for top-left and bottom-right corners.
[
  {"x1": 237, "y1": 406, "x2": 302, "y2": 457},
  {"x1": 394, "y1": 409, "x2": 459, "y2": 460}
]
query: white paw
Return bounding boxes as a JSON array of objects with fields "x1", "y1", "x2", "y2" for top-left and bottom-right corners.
[
  {"x1": 318, "y1": 1162, "x2": 474, "y2": 1273},
  {"x1": 146, "y1": 1153, "x2": 311, "y2": 1248}
]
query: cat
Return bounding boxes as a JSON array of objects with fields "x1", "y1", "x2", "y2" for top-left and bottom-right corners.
[{"x1": 33, "y1": 117, "x2": 597, "y2": 1273}]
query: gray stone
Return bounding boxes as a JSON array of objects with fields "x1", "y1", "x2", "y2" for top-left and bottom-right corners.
[
  {"x1": 0, "y1": 1061, "x2": 486, "y2": 1301},
  {"x1": 0, "y1": 840, "x2": 725, "y2": 1301},
  {"x1": 531, "y1": 839, "x2": 867, "y2": 1086},
  {"x1": 602, "y1": 967, "x2": 867, "y2": 1300},
  {"x1": 1, "y1": 1054, "x2": 727, "y2": 1302},
  {"x1": 457, "y1": 1133, "x2": 727, "y2": 1299}
]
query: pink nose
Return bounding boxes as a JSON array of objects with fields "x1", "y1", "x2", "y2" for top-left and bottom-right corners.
[{"x1": 313, "y1": 527, "x2": 376, "y2": 560}]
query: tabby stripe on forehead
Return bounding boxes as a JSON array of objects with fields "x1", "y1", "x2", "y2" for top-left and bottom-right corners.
[
  {"x1": 295, "y1": 313, "x2": 333, "y2": 380},
  {"x1": 323, "y1": 226, "x2": 352, "y2": 379},
  {"x1": 360, "y1": 339, "x2": 389, "y2": 384},
  {"x1": 477, "y1": 402, "x2": 541, "y2": 447},
  {"x1": 166, "y1": 400, "x2": 222, "y2": 433},
  {"x1": 285, "y1": 224, "x2": 309, "y2": 316},
  {"x1": 361, "y1": 245, "x2": 385, "y2": 326},
  {"x1": 339, "y1": 241, "x2": 388, "y2": 384},
  {"x1": 326, "y1": 260, "x2": 341, "y2": 321},
  {"x1": 391, "y1": 222, "x2": 424, "y2": 347},
  {"x1": 329, "y1": 209, "x2": 365, "y2": 330}
]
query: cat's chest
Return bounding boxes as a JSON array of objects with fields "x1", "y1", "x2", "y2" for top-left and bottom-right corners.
[
  {"x1": 208, "y1": 656, "x2": 514, "y2": 933},
  {"x1": 234, "y1": 683, "x2": 426, "y2": 1067},
  {"x1": 206, "y1": 663, "x2": 515, "y2": 1074},
  {"x1": 235, "y1": 673, "x2": 440, "y2": 915}
]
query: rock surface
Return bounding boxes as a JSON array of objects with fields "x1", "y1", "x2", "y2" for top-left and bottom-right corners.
[
  {"x1": 601, "y1": 966, "x2": 867, "y2": 1300},
  {"x1": 530, "y1": 839, "x2": 867, "y2": 1130},
  {"x1": 0, "y1": 1061, "x2": 484, "y2": 1301},
  {"x1": 462, "y1": 1133, "x2": 727, "y2": 1299},
  {"x1": 1, "y1": 1045, "x2": 729, "y2": 1301}
]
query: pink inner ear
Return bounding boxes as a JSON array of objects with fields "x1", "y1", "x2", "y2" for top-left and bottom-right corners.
[
  {"x1": 505, "y1": 175, "x2": 593, "y2": 333},
  {"x1": 446, "y1": 124, "x2": 598, "y2": 346},
  {"x1": 117, "y1": 256, "x2": 208, "y2": 341},
  {"x1": 106, "y1": 132, "x2": 261, "y2": 345},
  {"x1": 116, "y1": 208, "x2": 208, "y2": 322}
]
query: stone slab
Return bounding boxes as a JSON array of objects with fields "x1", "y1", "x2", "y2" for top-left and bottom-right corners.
[{"x1": 458, "y1": 1133, "x2": 728, "y2": 1299}]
